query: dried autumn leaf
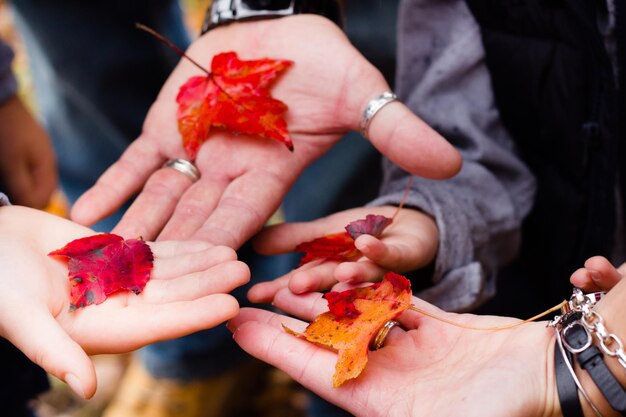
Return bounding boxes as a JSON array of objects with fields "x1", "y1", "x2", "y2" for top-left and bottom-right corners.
[
  {"x1": 177, "y1": 51, "x2": 294, "y2": 159},
  {"x1": 345, "y1": 214, "x2": 393, "y2": 240},
  {"x1": 285, "y1": 272, "x2": 412, "y2": 387},
  {"x1": 49, "y1": 233, "x2": 154, "y2": 311},
  {"x1": 295, "y1": 215, "x2": 393, "y2": 266}
]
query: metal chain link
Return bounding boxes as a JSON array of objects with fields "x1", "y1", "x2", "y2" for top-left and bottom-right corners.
[{"x1": 564, "y1": 288, "x2": 626, "y2": 374}]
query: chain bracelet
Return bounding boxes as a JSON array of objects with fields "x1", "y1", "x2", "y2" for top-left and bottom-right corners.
[{"x1": 580, "y1": 305, "x2": 626, "y2": 373}]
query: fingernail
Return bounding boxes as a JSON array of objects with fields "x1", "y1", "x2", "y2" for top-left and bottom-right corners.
[{"x1": 65, "y1": 373, "x2": 85, "y2": 399}]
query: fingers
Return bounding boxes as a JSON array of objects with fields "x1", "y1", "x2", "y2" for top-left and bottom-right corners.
[
  {"x1": 143, "y1": 260, "x2": 250, "y2": 303},
  {"x1": 71, "y1": 138, "x2": 166, "y2": 229},
  {"x1": 186, "y1": 170, "x2": 291, "y2": 248},
  {"x1": 364, "y1": 101, "x2": 462, "y2": 179},
  {"x1": 247, "y1": 261, "x2": 341, "y2": 303},
  {"x1": 247, "y1": 274, "x2": 291, "y2": 303},
  {"x1": 272, "y1": 288, "x2": 329, "y2": 321},
  {"x1": 112, "y1": 163, "x2": 201, "y2": 239},
  {"x1": 149, "y1": 239, "x2": 214, "y2": 258},
  {"x1": 151, "y1": 244, "x2": 237, "y2": 279},
  {"x1": 254, "y1": 220, "x2": 343, "y2": 255},
  {"x1": 230, "y1": 310, "x2": 341, "y2": 401},
  {"x1": 334, "y1": 259, "x2": 387, "y2": 283},
  {"x1": 570, "y1": 256, "x2": 623, "y2": 292},
  {"x1": 75, "y1": 294, "x2": 241, "y2": 353},
  {"x1": 3, "y1": 306, "x2": 96, "y2": 399}
]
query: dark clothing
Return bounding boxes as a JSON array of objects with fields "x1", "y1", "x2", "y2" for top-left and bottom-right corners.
[{"x1": 465, "y1": 0, "x2": 623, "y2": 316}]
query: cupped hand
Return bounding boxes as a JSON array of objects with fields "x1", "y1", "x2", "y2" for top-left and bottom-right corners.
[
  {"x1": 71, "y1": 15, "x2": 461, "y2": 247},
  {"x1": 230, "y1": 288, "x2": 558, "y2": 417},
  {"x1": 0, "y1": 96, "x2": 57, "y2": 209},
  {"x1": 0, "y1": 205, "x2": 249, "y2": 399},
  {"x1": 248, "y1": 206, "x2": 438, "y2": 303}
]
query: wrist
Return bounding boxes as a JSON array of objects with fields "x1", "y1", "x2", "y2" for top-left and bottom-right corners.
[{"x1": 201, "y1": 0, "x2": 343, "y2": 34}]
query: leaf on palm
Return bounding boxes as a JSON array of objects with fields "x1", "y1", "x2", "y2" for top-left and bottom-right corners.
[
  {"x1": 177, "y1": 52, "x2": 294, "y2": 159},
  {"x1": 284, "y1": 272, "x2": 412, "y2": 387},
  {"x1": 49, "y1": 233, "x2": 154, "y2": 311}
]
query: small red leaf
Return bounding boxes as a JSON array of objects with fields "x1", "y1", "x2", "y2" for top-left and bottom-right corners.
[
  {"x1": 177, "y1": 52, "x2": 293, "y2": 159},
  {"x1": 49, "y1": 233, "x2": 154, "y2": 311},
  {"x1": 295, "y1": 214, "x2": 393, "y2": 266},
  {"x1": 345, "y1": 214, "x2": 392, "y2": 240},
  {"x1": 295, "y1": 232, "x2": 360, "y2": 266}
]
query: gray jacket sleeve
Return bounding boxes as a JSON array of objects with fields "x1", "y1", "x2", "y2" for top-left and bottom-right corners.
[
  {"x1": 0, "y1": 39, "x2": 17, "y2": 104},
  {"x1": 0, "y1": 193, "x2": 9, "y2": 206},
  {"x1": 369, "y1": 0, "x2": 536, "y2": 311}
]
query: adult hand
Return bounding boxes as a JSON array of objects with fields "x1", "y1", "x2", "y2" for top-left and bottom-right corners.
[
  {"x1": 248, "y1": 206, "x2": 438, "y2": 303},
  {"x1": 0, "y1": 205, "x2": 249, "y2": 399},
  {"x1": 230, "y1": 288, "x2": 558, "y2": 417},
  {"x1": 71, "y1": 15, "x2": 461, "y2": 247},
  {"x1": 0, "y1": 96, "x2": 57, "y2": 209}
]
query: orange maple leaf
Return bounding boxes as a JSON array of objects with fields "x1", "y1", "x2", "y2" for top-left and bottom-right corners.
[
  {"x1": 285, "y1": 272, "x2": 412, "y2": 387},
  {"x1": 176, "y1": 52, "x2": 294, "y2": 159}
]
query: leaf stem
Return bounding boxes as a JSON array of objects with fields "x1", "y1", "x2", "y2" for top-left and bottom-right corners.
[
  {"x1": 135, "y1": 23, "x2": 247, "y2": 115},
  {"x1": 391, "y1": 176, "x2": 414, "y2": 220},
  {"x1": 136, "y1": 23, "x2": 212, "y2": 76}
]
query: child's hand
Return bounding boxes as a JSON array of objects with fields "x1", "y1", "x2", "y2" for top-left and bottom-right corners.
[
  {"x1": 248, "y1": 206, "x2": 438, "y2": 303},
  {"x1": 0, "y1": 96, "x2": 57, "y2": 208},
  {"x1": 570, "y1": 255, "x2": 624, "y2": 292},
  {"x1": 0, "y1": 205, "x2": 249, "y2": 399}
]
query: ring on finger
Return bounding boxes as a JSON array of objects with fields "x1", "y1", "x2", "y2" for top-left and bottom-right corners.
[
  {"x1": 163, "y1": 158, "x2": 201, "y2": 183},
  {"x1": 359, "y1": 91, "x2": 398, "y2": 139},
  {"x1": 370, "y1": 319, "x2": 401, "y2": 351}
]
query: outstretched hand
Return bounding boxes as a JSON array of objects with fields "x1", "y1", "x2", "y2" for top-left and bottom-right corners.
[
  {"x1": 230, "y1": 288, "x2": 557, "y2": 417},
  {"x1": 0, "y1": 205, "x2": 249, "y2": 399},
  {"x1": 71, "y1": 15, "x2": 461, "y2": 247},
  {"x1": 248, "y1": 206, "x2": 439, "y2": 303}
]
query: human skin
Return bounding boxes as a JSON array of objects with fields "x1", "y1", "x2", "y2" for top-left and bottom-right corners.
[
  {"x1": 71, "y1": 15, "x2": 461, "y2": 247},
  {"x1": 0, "y1": 205, "x2": 250, "y2": 398}
]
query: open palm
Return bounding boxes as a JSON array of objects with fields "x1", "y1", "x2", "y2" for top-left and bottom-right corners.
[
  {"x1": 231, "y1": 288, "x2": 557, "y2": 417},
  {"x1": 0, "y1": 206, "x2": 249, "y2": 398},
  {"x1": 71, "y1": 15, "x2": 461, "y2": 247}
]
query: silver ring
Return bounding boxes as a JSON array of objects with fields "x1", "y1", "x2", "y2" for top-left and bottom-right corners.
[
  {"x1": 163, "y1": 158, "x2": 200, "y2": 182},
  {"x1": 370, "y1": 320, "x2": 401, "y2": 351},
  {"x1": 360, "y1": 91, "x2": 398, "y2": 139}
]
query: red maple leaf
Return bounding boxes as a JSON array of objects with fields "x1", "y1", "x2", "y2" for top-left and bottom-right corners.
[
  {"x1": 49, "y1": 233, "x2": 154, "y2": 311},
  {"x1": 284, "y1": 272, "x2": 412, "y2": 386},
  {"x1": 295, "y1": 215, "x2": 393, "y2": 266},
  {"x1": 177, "y1": 51, "x2": 294, "y2": 159}
]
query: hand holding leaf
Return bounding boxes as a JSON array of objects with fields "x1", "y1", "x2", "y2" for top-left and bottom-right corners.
[
  {"x1": 72, "y1": 15, "x2": 460, "y2": 246},
  {"x1": 0, "y1": 206, "x2": 249, "y2": 399},
  {"x1": 249, "y1": 206, "x2": 438, "y2": 303},
  {"x1": 231, "y1": 284, "x2": 555, "y2": 417}
]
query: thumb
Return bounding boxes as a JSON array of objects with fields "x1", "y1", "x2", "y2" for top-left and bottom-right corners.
[
  {"x1": 253, "y1": 218, "x2": 341, "y2": 255},
  {"x1": 3, "y1": 307, "x2": 97, "y2": 399},
  {"x1": 364, "y1": 99, "x2": 462, "y2": 180}
]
